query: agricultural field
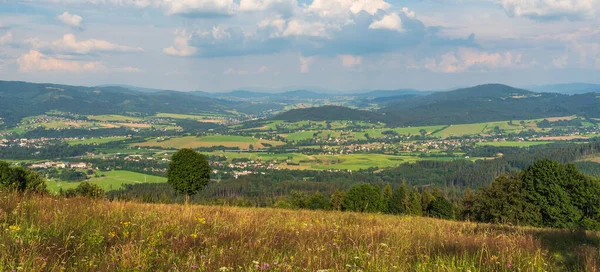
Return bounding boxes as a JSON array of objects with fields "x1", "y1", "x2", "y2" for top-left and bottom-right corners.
[
  {"x1": 475, "y1": 141, "x2": 554, "y2": 147},
  {"x1": 155, "y1": 113, "x2": 228, "y2": 123},
  {"x1": 66, "y1": 136, "x2": 128, "y2": 145},
  {"x1": 87, "y1": 115, "x2": 143, "y2": 122},
  {"x1": 46, "y1": 170, "x2": 167, "y2": 193},
  {"x1": 1, "y1": 193, "x2": 597, "y2": 271},
  {"x1": 134, "y1": 135, "x2": 284, "y2": 149}
]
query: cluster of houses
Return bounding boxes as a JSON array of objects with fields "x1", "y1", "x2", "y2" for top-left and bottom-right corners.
[{"x1": 28, "y1": 161, "x2": 90, "y2": 169}]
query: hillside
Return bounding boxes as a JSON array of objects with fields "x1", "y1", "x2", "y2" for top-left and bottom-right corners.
[
  {"x1": 272, "y1": 105, "x2": 384, "y2": 122},
  {"x1": 0, "y1": 81, "x2": 240, "y2": 126},
  {"x1": 1, "y1": 192, "x2": 597, "y2": 271},
  {"x1": 381, "y1": 84, "x2": 600, "y2": 126}
]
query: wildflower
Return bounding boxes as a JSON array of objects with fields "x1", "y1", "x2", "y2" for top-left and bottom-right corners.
[
  {"x1": 219, "y1": 267, "x2": 229, "y2": 272},
  {"x1": 190, "y1": 233, "x2": 198, "y2": 239},
  {"x1": 195, "y1": 217, "x2": 206, "y2": 224},
  {"x1": 8, "y1": 225, "x2": 20, "y2": 231},
  {"x1": 121, "y1": 221, "x2": 132, "y2": 227},
  {"x1": 261, "y1": 263, "x2": 270, "y2": 270},
  {"x1": 507, "y1": 263, "x2": 512, "y2": 269},
  {"x1": 108, "y1": 231, "x2": 116, "y2": 238}
]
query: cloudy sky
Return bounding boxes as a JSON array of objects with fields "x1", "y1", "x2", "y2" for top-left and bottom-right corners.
[{"x1": 0, "y1": 0, "x2": 599, "y2": 92}]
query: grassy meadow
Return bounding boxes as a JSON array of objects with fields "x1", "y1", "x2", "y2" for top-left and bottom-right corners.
[
  {"x1": 46, "y1": 171, "x2": 167, "y2": 193},
  {"x1": 1, "y1": 193, "x2": 599, "y2": 271}
]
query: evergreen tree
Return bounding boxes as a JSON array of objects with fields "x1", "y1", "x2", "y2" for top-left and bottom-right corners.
[
  {"x1": 389, "y1": 182, "x2": 409, "y2": 214},
  {"x1": 330, "y1": 189, "x2": 346, "y2": 211},
  {"x1": 382, "y1": 183, "x2": 393, "y2": 213},
  {"x1": 408, "y1": 191, "x2": 422, "y2": 216}
]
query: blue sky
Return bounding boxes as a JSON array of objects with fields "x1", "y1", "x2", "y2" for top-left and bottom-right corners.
[{"x1": 0, "y1": 0, "x2": 599, "y2": 92}]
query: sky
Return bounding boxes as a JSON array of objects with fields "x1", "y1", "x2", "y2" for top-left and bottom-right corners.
[{"x1": 0, "y1": 0, "x2": 599, "y2": 92}]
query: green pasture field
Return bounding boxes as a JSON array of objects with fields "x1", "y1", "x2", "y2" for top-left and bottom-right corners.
[
  {"x1": 87, "y1": 115, "x2": 143, "y2": 122},
  {"x1": 309, "y1": 154, "x2": 419, "y2": 170},
  {"x1": 66, "y1": 136, "x2": 127, "y2": 145},
  {"x1": 475, "y1": 141, "x2": 554, "y2": 147},
  {"x1": 46, "y1": 170, "x2": 167, "y2": 193}
]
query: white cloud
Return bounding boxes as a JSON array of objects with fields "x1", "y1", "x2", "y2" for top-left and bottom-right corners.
[
  {"x1": 0, "y1": 31, "x2": 13, "y2": 45},
  {"x1": 283, "y1": 20, "x2": 327, "y2": 37},
  {"x1": 239, "y1": 0, "x2": 297, "y2": 15},
  {"x1": 307, "y1": 0, "x2": 391, "y2": 20},
  {"x1": 401, "y1": 7, "x2": 415, "y2": 18},
  {"x1": 500, "y1": 0, "x2": 596, "y2": 21},
  {"x1": 17, "y1": 50, "x2": 106, "y2": 72},
  {"x1": 299, "y1": 55, "x2": 315, "y2": 72},
  {"x1": 25, "y1": 0, "x2": 151, "y2": 8},
  {"x1": 339, "y1": 54, "x2": 361, "y2": 68},
  {"x1": 163, "y1": 31, "x2": 198, "y2": 57},
  {"x1": 159, "y1": 0, "x2": 237, "y2": 17},
  {"x1": 57, "y1": 11, "x2": 84, "y2": 30},
  {"x1": 424, "y1": 48, "x2": 524, "y2": 73},
  {"x1": 369, "y1": 12, "x2": 403, "y2": 32},
  {"x1": 30, "y1": 34, "x2": 143, "y2": 55}
]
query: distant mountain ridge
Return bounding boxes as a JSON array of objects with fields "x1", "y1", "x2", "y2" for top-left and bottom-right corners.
[
  {"x1": 274, "y1": 84, "x2": 600, "y2": 126},
  {"x1": 0, "y1": 81, "x2": 237, "y2": 126}
]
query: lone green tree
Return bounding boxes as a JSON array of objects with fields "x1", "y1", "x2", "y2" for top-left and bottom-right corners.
[{"x1": 167, "y1": 149, "x2": 211, "y2": 204}]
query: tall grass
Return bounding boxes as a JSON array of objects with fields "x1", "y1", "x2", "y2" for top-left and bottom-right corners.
[{"x1": 1, "y1": 191, "x2": 598, "y2": 271}]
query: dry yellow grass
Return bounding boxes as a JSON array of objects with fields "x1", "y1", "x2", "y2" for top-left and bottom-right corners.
[{"x1": 1, "y1": 192, "x2": 599, "y2": 271}]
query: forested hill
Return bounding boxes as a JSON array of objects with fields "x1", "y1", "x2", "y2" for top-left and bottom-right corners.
[
  {"x1": 0, "y1": 81, "x2": 239, "y2": 126},
  {"x1": 381, "y1": 84, "x2": 600, "y2": 126},
  {"x1": 273, "y1": 105, "x2": 385, "y2": 122},
  {"x1": 272, "y1": 84, "x2": 600, "y2": 125}
]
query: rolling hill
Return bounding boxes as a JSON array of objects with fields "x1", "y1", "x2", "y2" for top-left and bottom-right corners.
[
  {"x1": 272, "y1": 84, "x2": 600, "y2": 126},
  {"x1": 0, "y1": 81, "x2": 240, "y2": 126}
]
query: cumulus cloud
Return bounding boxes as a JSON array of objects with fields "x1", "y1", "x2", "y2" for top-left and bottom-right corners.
[
  {"x1": 307, "y1": 0, "x2": 391, "y2": 19},
  {"x1": 0, "y1": 31, "x2": 13, "y2": 45},
  {"x1": 239, "y1": 0, "x2": 297, "y2": 16},
  {"x1": 424, "y1": 48, "x2": 524, "y2": 73},
  {"x1": 57, "y1": 11, "x2": 84, "y2": 30},
  {"x1": 29, "y1": 34, "x2": 143, "y2": 55},
  {"x1": 299, "y1": 55, "x2": 315, "y2": 72},
  {"x1": 163, "y1": 30, "x2": 198, "y2": 56},
  {"x1": 500, "y1": 0, "x2": 596, "y2": 21},
  {"x1": 283, "y1": 20, "x2": 328, "y2": 37},
  {"x1": 17, "y1": 50, "x2": 106, "y2": 72},
  {"x1": 339, "y1": 54, "x2": 361, "y2": 68},
  {"x1": 159, "y1": 0, "x2": 237, "y2": 17},
  {"x1": 23, "y1": 0, "x2": 151, "y2": 8},
  {"x1": 369, "y1": 12, "x2": 403, "y2": 32}
]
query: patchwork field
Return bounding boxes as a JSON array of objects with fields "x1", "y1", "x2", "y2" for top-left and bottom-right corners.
[
  {"x1": 155, "y1": 113, "x2": 227, "y2": 123},
  {"x1": 134, "y1": 135, "x2": 284, "y2": 149},
  {"x1": 475, "y1": 141, "x2": 553, "y2": 147},
  {"x1": 66, "y1": 136, "x2": 127, "y2": 145},
  {"x1": 87, "y1": 115, "x2": 143, "y2": 122},
  {"x1": 46, "y1": 170, "x2": 166, "y2": 193}
]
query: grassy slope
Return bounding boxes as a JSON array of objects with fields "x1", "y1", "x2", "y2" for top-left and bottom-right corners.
[
  {"x1": 1, "y1": 194, "x2": 598, "y2": 271},
  {"x1": 46, "y1": 170, "x2": 167, "y2": 193}
]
